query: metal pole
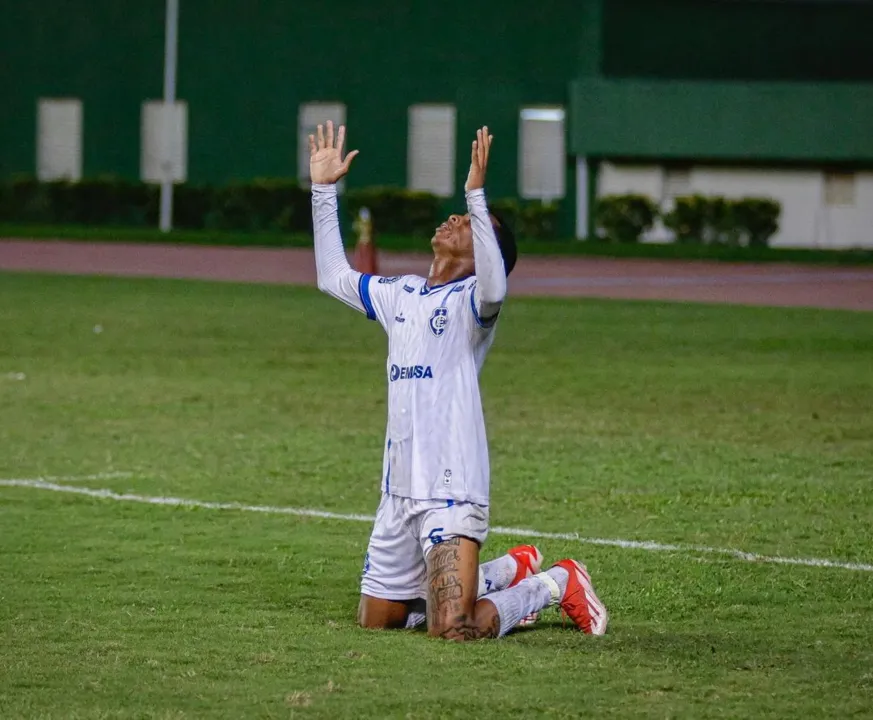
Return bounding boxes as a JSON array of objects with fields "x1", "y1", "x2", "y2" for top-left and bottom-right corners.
[
  {"x1": 575, "y1": 157, "x2": 588, "y2": 240},
  {"x1": 159, "y1": 0, "x2": 179, "y2": 232}
]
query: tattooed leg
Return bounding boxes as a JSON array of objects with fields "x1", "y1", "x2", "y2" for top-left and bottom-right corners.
[{"x1": 426, "y1": 537, "x2": 501, "y2": 641}]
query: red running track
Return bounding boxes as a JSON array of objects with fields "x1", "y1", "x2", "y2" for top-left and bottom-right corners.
[{"x1": 1, "y1": 239, "x2": 872, "y2": 312}]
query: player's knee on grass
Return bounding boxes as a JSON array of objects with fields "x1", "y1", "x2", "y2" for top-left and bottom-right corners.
[{"x1": 357, "y1": 594, "x2": 416, "y2": 630}]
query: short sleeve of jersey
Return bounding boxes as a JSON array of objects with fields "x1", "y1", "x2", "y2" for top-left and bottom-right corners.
[{"x1": 358, "y1": 274, "x2": 410, "y2": 331}]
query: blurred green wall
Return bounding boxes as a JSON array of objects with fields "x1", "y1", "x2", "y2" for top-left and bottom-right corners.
[
  {"x1": 3, "y1": 0, "x2": 873, "y2": 236},
  {"x1": 0, "y1": 0, "x2": 593, "y2": 235}
]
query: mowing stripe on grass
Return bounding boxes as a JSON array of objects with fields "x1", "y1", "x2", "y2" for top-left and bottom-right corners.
[
  {"x1": 513, "y1": 271, "x2": 873, "y2": 289},
  {"x1": 3, "y1": 477, "x2": 872, "y2": 573},
  {"x1": 30, "y1": 472, "x2": 134, "y2": 483}
]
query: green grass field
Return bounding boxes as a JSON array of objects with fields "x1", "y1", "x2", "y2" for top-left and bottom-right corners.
[{"x1": 2, "y1": 272, "x2": 872, "y2": 719}]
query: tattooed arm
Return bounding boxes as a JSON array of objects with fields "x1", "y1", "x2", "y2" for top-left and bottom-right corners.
[{"x1": 426, "y1": 537, "x2": 500, "y2": 641}]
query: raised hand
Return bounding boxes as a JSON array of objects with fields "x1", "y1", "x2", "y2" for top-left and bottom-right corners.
[
  {"x1": 464, "y1": 126, "x2": 493, "y2": 192},
  {"x1": 309, "y1": 120, "x2": 359, "y2": 185}
]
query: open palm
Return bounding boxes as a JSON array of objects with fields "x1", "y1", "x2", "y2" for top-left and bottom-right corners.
[
  {"x1": 309, "y1": 120, "x2": 359, "y2": 184},
  {"x1": 464, "y1": 126, "x2": 492, "y2": 192}
]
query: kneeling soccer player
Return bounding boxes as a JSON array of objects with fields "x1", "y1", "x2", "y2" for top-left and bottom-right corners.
[{"x1": 310, "y1": 120, "x2": 608, "y2": 640}]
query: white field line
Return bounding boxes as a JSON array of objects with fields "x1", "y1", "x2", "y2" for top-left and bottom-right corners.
[{"x1": 2, "y1": 477, "x2": 872, "y2": 573}]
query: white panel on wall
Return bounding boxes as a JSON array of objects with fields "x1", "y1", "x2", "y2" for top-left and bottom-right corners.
[
  {"x1": 37, "y1": 98, "x2": 83, "y2": 181},
  {"x1": 662, "y1": 166, "x2": 692, "y2": 203},
  {"x1": 407, "y1": 104, "x2": 456, "y2": 197},
  {"x1": 140, "y1": 100, "x2": 188, "y2": 184},
  {"x1": 850, "y1": 173, "x2": 873, "y2": 248},
  {"x1": 598, "y1": 162, "x2": 664, "y2": 198},
  {"x1": 824, "y1": 171, "x2": 856, "y2": 207},
  {"x1": 653, "y1": 166, "x2": 694, "y2": 240},
  {"x1": 298, "y1": 102, "x2": 347, "y2": 189},
  {"x1": 519, "y1": 107, "x2": 566, "y2": 201},
  {"x1": 821, "y1": 171, "x2": 871, "y2": 249}
]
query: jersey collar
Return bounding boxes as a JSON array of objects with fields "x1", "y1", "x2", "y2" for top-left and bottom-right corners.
[{"x1": 420, "y1": 274, "x2": 473, "y2": 296}]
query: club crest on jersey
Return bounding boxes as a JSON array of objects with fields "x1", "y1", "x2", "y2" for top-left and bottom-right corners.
[{"x1": 429, "y1": 307, "x2": 448, "y2": 337}]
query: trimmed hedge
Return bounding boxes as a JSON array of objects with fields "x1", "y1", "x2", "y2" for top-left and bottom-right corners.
[
  {"x1": 0, "y1": 176, "x2": 564, "y2": 241},
  {"x1": 724, "y1": 198, "x2": 781, "y2": 248},
  {"x1": 488, "y1": 198, "x2": 560, "y2": 240},
  {"x1": 595, "y1": 194, "x2": 659, "y2": 243},
  {"x1": 663, "y1": 195, "x2": 781, "y2": 247},
  {"x1": 0, "y1": 176, "x2": 313, "y2": 232},
  {"x1": 0, "y1": 176, "x2": 158, "y2": 226},
  {"x1": 597, "y1": 193, "x2": 782, "y2": 246},
  {"x1": 0, "y1": 177, "x2": 782, "y2": 247},
  {"x1": 343, "y1": 187, "x2": 442, "y2": 237}
]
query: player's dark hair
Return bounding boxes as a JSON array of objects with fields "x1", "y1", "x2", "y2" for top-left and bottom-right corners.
[{"x1": 489, "y1": 211, "x2": 517, "y2": 276}]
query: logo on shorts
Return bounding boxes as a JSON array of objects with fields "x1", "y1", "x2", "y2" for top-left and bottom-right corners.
[
  {"x1": 428, "y1": 527, "x2": 445, "y2": 545},
  {"x1": 362, "y1": 551, "x2": 370, "y2": 575},
  {"x1": 429, "y1": 307, "x2": 448, "y2": 337}
]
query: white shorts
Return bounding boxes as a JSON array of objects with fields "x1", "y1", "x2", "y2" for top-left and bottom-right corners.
[{"x1": 360, "y1": 493, "x2": 489, "y2": 601}]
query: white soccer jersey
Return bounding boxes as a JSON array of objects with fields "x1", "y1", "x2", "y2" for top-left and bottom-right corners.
[
  {"x1": 363, "y1": 271, "x2": 497, "y2": 505},
  {"x1": 312, "y1": 184, "x2": 505, "y2": 507}
]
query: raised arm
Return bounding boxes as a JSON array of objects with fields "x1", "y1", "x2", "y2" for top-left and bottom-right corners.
[
  {"x1": 310, "y1": 121, "x2": 402, "y2": 327},
  {"x1": 465, "y1": 126, "x2": 506, "y2": 323},
  {"x1": 309, "y1": 121, "x2": 368, "y2": 314}
]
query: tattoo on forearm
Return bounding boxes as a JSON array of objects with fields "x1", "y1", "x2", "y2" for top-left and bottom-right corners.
[
  {"x1": 429, "y1": 542, "x2": 461, "y2": 576},
  {"x1": 434, "y1": 575, "x2": 463, "y2": 603},
  {"x1": 438, "y1": 612, "x2": 500, "y2": 641},
  {"x1": 426, "y1": 539, "x2": 500, "y2": 641},
  {"x1": 427, "y1": 542, "x2": 462, "y2": 628}
]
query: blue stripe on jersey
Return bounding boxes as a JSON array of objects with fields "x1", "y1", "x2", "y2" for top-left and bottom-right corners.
[
  {"x1": 439, "y1": 284, "x2": 465, "y2": 308},
  {"x1": 385, "y1": 439, "x2": 392, "y2": 492},
  {"x1": 358, "y1": 274, "x2": 377, "y2": 321},
  {"x1": 470, "y1": 286, "x2": 499, "y2": 328}
]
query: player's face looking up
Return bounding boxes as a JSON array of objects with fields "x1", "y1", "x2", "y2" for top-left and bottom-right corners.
[
  {"x1": 432, "y1": 213, "x2": 472, "y2": 255},
  {"x1": 431, "y1": 212, "x2": 504, "y2": 274}
]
